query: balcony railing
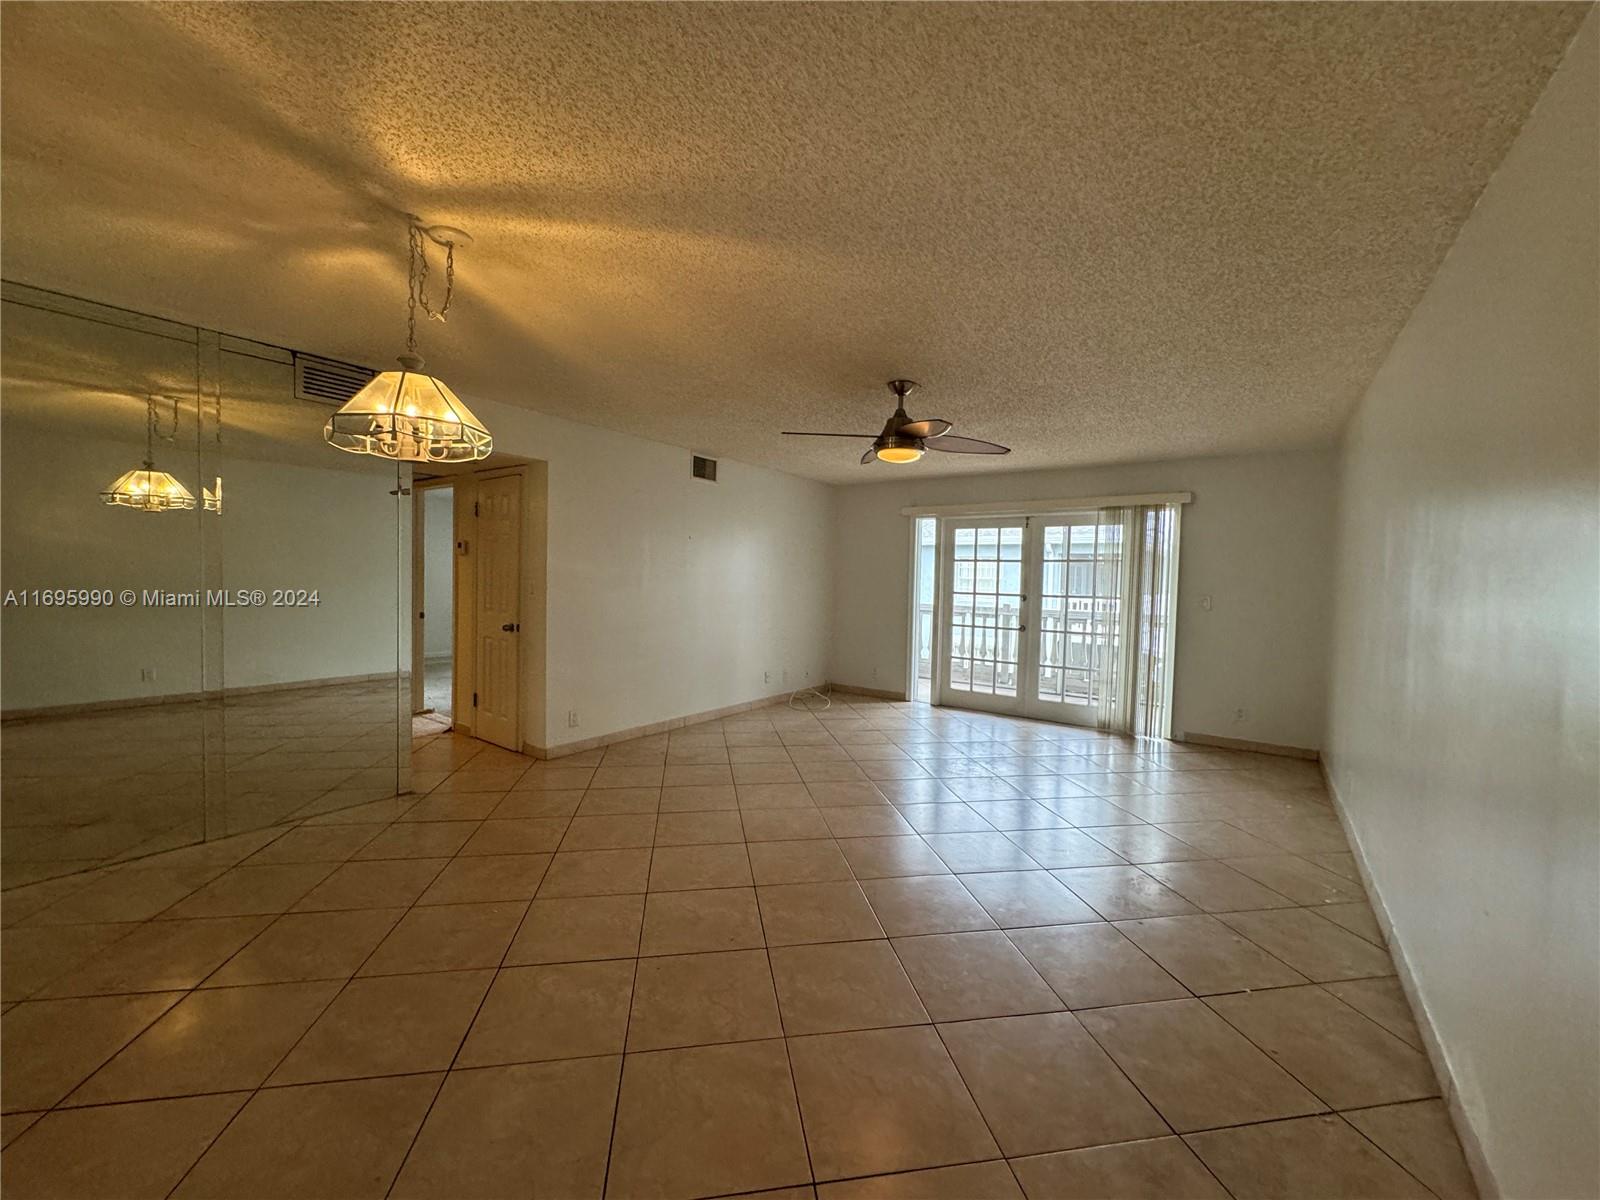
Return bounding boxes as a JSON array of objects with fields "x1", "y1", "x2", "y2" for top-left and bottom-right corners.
[{"x1": 915, "y1": 601, "x2": 1116, "y2": 701}]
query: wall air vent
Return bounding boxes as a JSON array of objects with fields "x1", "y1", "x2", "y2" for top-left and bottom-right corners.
[
  {"x1": 294, "y1": 352, "x2": 377, "y2": 406},
  {"x1": 692, "y1": 455, "x2": 718, "y2": 482}
]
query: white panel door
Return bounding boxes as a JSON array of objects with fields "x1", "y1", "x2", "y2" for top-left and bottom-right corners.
[
  {"x1": 937, "y1": 518, "x2": 1028, "y2": 714},
  {"x1": 473, "y1": 474, "x2": 522, "y2": 751}
]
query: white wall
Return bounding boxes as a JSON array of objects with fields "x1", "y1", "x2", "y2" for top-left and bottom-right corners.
[
  {"x1": 422, "y1": 487, "x2": 454, "y2": 658},
  {"x1": 1326, "y1": 13, "x2": 1598, "y2": 1199},
  {"x1": 1, "y1": 427, "x2": 206, "y2": 708},
  {"x1": 0, "y1": 427, "x2": 400, "y2": 710},
  {"x1": 462, "y1": 395, "x2": 834, "y2": 752},
  {"x1": 215, "y1": 454, "x2": 400, "y2": 690},
  {"x1": 829, "y1": 448, "x2": 1338, "y2": 751}
]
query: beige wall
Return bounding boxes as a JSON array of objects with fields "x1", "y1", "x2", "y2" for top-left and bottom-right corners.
[
  {"x1": 829, "y1": 447, "x2": 1338, "y2": 751},
  {"x1": 1326, "y1": 12, "x2": 1599, "y2": 1199}
]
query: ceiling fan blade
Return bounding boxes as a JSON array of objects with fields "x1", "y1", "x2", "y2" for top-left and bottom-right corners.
[
  {"x1": 781, "y1": 431, "x2": 877, "y2": 439},
  {"x1": 925, "y1": 435, "x2": 1010, "y2": 455},
  {"x1": 860, "y1": 446, "x2": 878, "y2": 465},
  {"x1": 898, "y1": 418, "x2": 952, "y2": 439}
]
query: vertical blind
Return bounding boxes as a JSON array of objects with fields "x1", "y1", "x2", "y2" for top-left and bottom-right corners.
[{"x1": 1092, "y1": 503, "x2": 1181, "y2": 738}]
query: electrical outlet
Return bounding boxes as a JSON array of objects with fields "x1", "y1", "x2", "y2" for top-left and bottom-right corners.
[
  {"x1": 1200, "y1": 594, "x2": 1213, "y2": 612},
  {"x1": 764, "y1": 671, "x2": 771, "y2": 685},
  {"x1": 567, "y1": 710, "x2": 579, "y2": 728},
  {"x1": 140, "y1": 667, "x2": 157, "y2": 682},
  {"x1": 1233, "y1": 706, "x2": 1247, "y2": 724}
]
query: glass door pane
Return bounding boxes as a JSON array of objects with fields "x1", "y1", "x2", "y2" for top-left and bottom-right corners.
[
  {"x1": 1027, "y1": 516, "x2": 1123, "y2": 724},
  {"x1": 939, "y1": 518, "x2": 1026, "y2": 713}
]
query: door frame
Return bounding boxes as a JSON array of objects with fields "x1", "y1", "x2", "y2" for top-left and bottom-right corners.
[{"x1": 410, "y1": 465, "x2": 526, "y2": 745}]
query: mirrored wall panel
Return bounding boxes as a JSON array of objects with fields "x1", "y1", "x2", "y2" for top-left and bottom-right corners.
[{"x1": 0, "y1": 283, "x2": 410, "y2": 888}]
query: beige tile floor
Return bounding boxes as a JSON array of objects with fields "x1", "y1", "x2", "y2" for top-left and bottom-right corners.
[{"x1": 0, "y1": 696, "x2": 1478, "y2": 1199}]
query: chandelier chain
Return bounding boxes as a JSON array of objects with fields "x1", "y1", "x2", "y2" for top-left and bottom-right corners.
[
  {"x1": 407, "y1": 222, "x2": 456, "y2": 354},
  {"x1": 143, "y1": 393, "x2": 180, "y2": 465}
]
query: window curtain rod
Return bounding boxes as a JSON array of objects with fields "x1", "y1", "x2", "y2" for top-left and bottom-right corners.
[{"x1": 898, "y1": 491, "x2": 1192, "y2": 518}]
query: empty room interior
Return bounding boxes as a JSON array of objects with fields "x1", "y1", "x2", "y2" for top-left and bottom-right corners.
[{"x1": 0, "y1": 4, "x2": 1596, "y2": 1200}]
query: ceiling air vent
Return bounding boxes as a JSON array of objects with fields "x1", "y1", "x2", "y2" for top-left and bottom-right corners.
[
  {"x1": 294, "y1": 352, "x2": 377, "y2": 406},
  {"x1": 692, "y1": 455, "x2": 718, "y2": 482}
]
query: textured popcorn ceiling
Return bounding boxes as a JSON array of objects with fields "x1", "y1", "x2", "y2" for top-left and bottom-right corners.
[{"x1": 0, "y1": 3, "x2": 1587, "y2": 483}]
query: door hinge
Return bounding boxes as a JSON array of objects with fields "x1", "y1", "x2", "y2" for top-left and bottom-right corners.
[
  {"x1": 472, "y1": 692, "x2": 478, "y2": 707},
  {"x1": 474, "y1": 500, "x2": 480, "y2": 517}
]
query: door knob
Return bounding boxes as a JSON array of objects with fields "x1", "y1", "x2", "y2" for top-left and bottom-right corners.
[{"x1": 501, "y1": 622, "x2": 519, "y2": 632}]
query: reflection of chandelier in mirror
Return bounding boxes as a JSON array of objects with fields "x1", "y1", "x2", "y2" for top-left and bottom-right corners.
[
  {"x1": 324, "y1": 220, "x2": 492, "y2": 463},
  {"x1": 101, "y1": 394, "x2": 197, "y2": 512}
]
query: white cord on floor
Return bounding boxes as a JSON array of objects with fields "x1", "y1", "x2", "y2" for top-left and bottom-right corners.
[{"x1": 787, "y1": 686, "x2": 831, "y2": 711}]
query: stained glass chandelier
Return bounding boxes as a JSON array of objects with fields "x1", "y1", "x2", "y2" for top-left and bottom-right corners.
[
  {"x1": 324, "y1": 220, "x2": 492, "y2": 463},
  {"x1": 100, "y1": 393, "x2": 196, "y2": 512}
]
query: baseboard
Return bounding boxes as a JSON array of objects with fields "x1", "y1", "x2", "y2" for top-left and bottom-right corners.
[
  {"x1": 1319, "y1": 756, "x2": 1501, "y2": 1200},
  {"x1": 1180, "y1": 730, "x2": 1321, "y2": 760},
  {"x1": 828, "y1": 683, "x2": 908, "y2": 702},
  {"x1": 1, "y1": 670, "x2": 402, "y2": 724},
  {"x1": 526, "y1": 685, "x2": 835, "y2": 760}
]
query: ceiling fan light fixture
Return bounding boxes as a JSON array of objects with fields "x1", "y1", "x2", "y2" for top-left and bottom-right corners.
[
  {"x1": 780, "y1": 378, "x2": 1008, "y2": 464},
  {"x1": 875, "y1": 442, "x2": 924, "y2": 464},
  {"x1": 324, "y1": 354, "x2": 492, "y2": 463}
]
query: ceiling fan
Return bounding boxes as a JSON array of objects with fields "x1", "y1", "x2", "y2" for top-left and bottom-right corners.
[{"x1": 783, "y1": 380, "x2": 1011, "y2": 464}]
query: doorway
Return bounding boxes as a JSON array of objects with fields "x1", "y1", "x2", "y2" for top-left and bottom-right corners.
[{"x1": 411, "y1": 468, "x2": 526, "y2": 752}]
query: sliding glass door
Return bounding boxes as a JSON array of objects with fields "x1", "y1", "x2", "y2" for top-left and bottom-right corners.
[{"x1": 937, "y1": 512, "x2": 1128, "y2": 725}]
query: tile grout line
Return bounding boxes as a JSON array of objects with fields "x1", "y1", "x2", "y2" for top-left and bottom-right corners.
[
  {"x1": 7, "y1": 818, "x2": 341, "y2": 1135},
  {"x1": 383, "y1": 803, "x2": 587, "y2": 1199},
  {"x1": 160, "y1": 791, "x2": 482, "y2": 1200},
  {"x1": 847, "y1": 822, "x2": 1028, "y2": 1195},
  {"x1": 756, "y1": 817, "x2": 823, "y2": 1196}
]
